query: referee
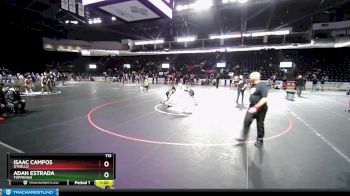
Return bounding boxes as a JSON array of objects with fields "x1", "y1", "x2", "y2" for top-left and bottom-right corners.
[
  {"x1": 236, "y1": 75, "x2": 247, "y2": 105},
  {"x1": 236, "y1": 72, "x2": 268, "y2": 147}
]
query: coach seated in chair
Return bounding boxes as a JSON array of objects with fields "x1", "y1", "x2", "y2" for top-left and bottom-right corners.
[
  {"x1": 5, "y1": 85, "x2": 26, "y2": 114},
  {"x1": 0, "y1": 81, "x2": 8, "y2": 118}
]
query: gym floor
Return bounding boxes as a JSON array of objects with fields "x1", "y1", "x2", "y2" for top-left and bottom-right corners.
[{"x1": 0, "y1": 81, "x2": 349, "y2": 189}]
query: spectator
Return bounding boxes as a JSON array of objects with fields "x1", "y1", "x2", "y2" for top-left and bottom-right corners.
[
  {"x1": 216, "y1": 74, "x2": 220, "y2": 89},
  {"x1": 325, "y1": 75, "x2": 329, "y2": 82},
  {"x1": 312, "y1": 76, "x2": 318, "y2": 92},
  {"x1": 233, "y1": 75, "x2": 239, "y2": 87},
  {"x1": 282, "y1": 75, "x2": 288, "y2": 90},
  {"x1": 229, "y1": 74, "x2": 233, "y2": 87},
  {"x1": 271, "y1": 74, "x2": 277, "y2": 89},
  {"x1": 41, "y1": 73, "x2": 48, "y2": 93},
  {"x1": 236, "y1": 75, "x2": 247, "y2": 104},
  {"x1": 5, "y1": 85, "x2": 26, "y2": 114},
  {"x1": 47, "y1": 73, "x2": 54, "y2": 93},
  {"x1": 24, "y1": 76, "x2": 33, "y2": 94},
  {"x1": 0, "y1": 82, "x2": 7, "y2": 121},
  {"x1": 320, "y1": 77, "x2": 325, "y2": 91},
  {"x1": 296, "y1": 75, "x2": 304, "y2": 98}
]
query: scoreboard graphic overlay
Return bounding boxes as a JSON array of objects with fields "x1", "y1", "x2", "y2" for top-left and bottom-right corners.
[{"x1": 7, "y1": 153, "x2": 115, "y2": 187}]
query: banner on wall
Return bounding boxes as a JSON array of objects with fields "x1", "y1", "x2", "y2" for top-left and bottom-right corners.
[
  {"x1": 69, "y1": 0, "x2": 76, "y2": 13},
  {"x1": 77, "y1": 1, "x2": 84, "y2": 17},
  {"x1": 61, "y1": 0, "x2": 69, "y2": 10},
  {"x1": 305, "y1": 82, "x2": 350, "y2": 91}
]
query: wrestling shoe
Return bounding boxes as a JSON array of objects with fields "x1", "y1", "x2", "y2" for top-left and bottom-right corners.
[
  {"x1": 235, "y1": 137, "x2": 247, "y2": 142},
  {"x1": 254, "y1": 138, "x2": 264, "y2": 147}
]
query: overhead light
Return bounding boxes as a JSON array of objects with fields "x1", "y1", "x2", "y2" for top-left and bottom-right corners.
[
  {"x1": 188, "y1": 3, "x2": 195, "y2": 9},
  {"x1": 176, "y1": 36, "x2": 197, "y2": 42},
  {"x1": 177, "y1": 1, "x2": 212, "y2": 12},
  {"x1": 182, "y1": 5, "x2": 189, "y2": 10},
  {"x1": 223, "y1": 0, "x2": 237, "y2": 3},
  {"x1": 238, "y1": 0, "x2": 249, "y2": 3},
  {"x1": 162, "y1": 63, "x2": 170, "y2": 68},
  {"x1": 176, "y1": 5, "x2": 183, "y2": 11},
  {"x1": 92, "y1": 18, "x2": 102, "y2": 24},
  {"x1": 242, "y1": 33, "x2": 252, "y2": 37},
  {"x1": 88, "y1": 18, "x2": 102, "y2": 24},
  {"x1": 251, "y1": 30, "x2": 290, "y2": 37},
  {"x1": 210, "y1": 34, "x2": 241, "y2": 40},
  {"x1": 193, "y1": 0, "x2": 213, "y2": 11},
  {"x1": 81, "y1": 50, "x2": 91, "y2": 56},
  {"x1": 89, "y1": 64, "x2": 97, "y2": 69},
  {"x1": 223, "y1": 0, "x2": 241, "y2": 3},
  {"x1": 82, "y1": 0, "x2": 105, "y2": 6},
  {"x1": 70, "y1": 21, "x2": 78, "y2": 24},
  {"x1": 134, "y1": 39, "x2": 165, "y2": 45},
  {"x1": 65, "y1": 20, "x2": 69, "y2": 24},
  {"x1": 269, "y1": 30, "x2": 290, "y2": 35},
  {"x1": 176, "y1": 4, "x2": 189, "y2": 11},
  {"x1": 111, "y1": 16, "x2": 116, "y2": 21},
  {"x1": 251, "y1": 32, "x2": 267, "y2": 37}
]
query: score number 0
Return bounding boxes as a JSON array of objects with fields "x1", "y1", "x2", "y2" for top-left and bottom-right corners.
[
  {"x1": 104, "y1": 154, "x2": 112, "y2": 178},
  {"x1": 103, "y1": 161, "x2": 110, "y2": 178}
]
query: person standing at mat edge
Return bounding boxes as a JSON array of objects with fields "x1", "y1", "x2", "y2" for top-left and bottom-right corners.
[
  {"x1": 236, "y1": 75, "x2": 247, "y2": 105},
  {"x1": 296, "y1": 75, "x2": 304, "y2": 97},
  {"x1": 312, "y1": 76, "x2": 318, "y2": 92},
  {"x1": 216, "y1": 74, "x2": 220, "y2": 89},
  {"x1": 236, "y1": 72, "x2": 268, "y2": 147}
]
